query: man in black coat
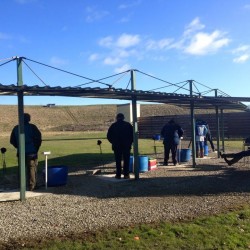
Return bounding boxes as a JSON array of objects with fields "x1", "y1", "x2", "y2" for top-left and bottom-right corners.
[
  {"x1": 161, "y1": 119, "x2": 184, "y2": 166},
  {"x1": 107, "y1": 113, "x2": 133, "y2": 179},
  {"x1": 10, "y1": 113, "x2": 42, "y2": 191}
]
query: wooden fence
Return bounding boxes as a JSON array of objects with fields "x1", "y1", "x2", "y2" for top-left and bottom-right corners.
[{"x1": 138, "y1": 112, "x2": 250, "y2": 139}]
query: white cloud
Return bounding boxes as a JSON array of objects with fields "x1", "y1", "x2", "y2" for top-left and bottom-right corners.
[
  {"x1": 116, "y1": 34, "x2": 141, "y2": 48},
  {"x1": 85, "y1": 6, "x2": 109, "y2": 22},
  {"x1": 99, "y1": 34, "x2": 140, "y2": 49},
  {"x1": 118, "y1": 0, "x2": 141, "y2": 10},
  {"x1": 146, "y1": 38, "x2": 173, "y2": 50},
  {"x1": 184, "y1": 17, "x2": 205, "y2": 37},
  {"x1": 99, "y1": 36, "x2": 113, "y2": 48},
  {"x1": 88, "y1": 53, "x2": 99, "y2": 62},
  {"x1": 232, "y1": 45, "x2": 250, "y2": 53},
  {"x1": 103, "y1": 57, "x2": 121, "y2": 65},
  {"x1": 49, "y1": 56, "x2": 68, "y2": 67},
  {"x1": 91, "y1": 17, "x2": 234, "y2": 72},
  {"x1": 114, "y1": 64, "x2": 131, "y2": 73},
  {"x1": 233, "y1": 54, "x2": 250, "y2": 63},
  {"x1": 184, "y1": 30, "x2": 230, "y2": 55},
  {"x1": 175, "y1": 18, "x2": 230, "y2": 55},
  {"x1": 232, "y1": 45, "x2": 250, "y2": 63}
]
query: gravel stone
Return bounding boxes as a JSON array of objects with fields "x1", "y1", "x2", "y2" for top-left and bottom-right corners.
[{"x1": 0, "y1": 152, "x2": 250, "y2": 248}]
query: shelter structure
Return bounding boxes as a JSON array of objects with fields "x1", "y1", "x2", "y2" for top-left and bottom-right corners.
[{"x1": 1, "y1": 56, "x2": 249, "y2": 201}]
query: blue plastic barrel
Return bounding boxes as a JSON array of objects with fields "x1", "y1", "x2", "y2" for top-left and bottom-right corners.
[
  {"x1": 139, "y1": 156, "x2": 149, "y2": 172},
  {"x1": 204, "y1": 145, "x2": 209, "y2": 156},
  {"x1": 47, "y1": 165, "x2": 68, "y2": 187},
  {"x1": 129, "y1": 156, "x2": 134, "y2": 173},
  {"x1": 177, "y1": 149, "x2": 191, "y2": 162},
  {"x1": 154, "y1": 134, "x2": 161, "y2": 140}
]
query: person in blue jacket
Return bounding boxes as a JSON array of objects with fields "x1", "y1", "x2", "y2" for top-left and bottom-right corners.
[
  {"x1": 10, "y1": 113, "x2": 42, "y2": 191},
  {"x1": 161, "y1": 119, "x2": 184, "y2": 166}
]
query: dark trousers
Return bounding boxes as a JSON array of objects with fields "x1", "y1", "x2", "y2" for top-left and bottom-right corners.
[
  {"x1": 164, "y1": 144, "x2": 178, "y2": 164},
  {"x1": 223, "y1": 150, "x2": 250, "y2": 164},
  {"x1": 26, "y1": 155, "x2": 38, "y2": 189},
  {"x1": 205, "y1": 138, "x2": 215, "y2": 151},
  {"x1": 113, "y1": 147, "x2": 130, "y2": 177},
  {"x1": 17, "y1": 154, "x2": 38, "y2": 190}
]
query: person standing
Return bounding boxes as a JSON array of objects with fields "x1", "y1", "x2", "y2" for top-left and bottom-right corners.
[
  {"x1": 204, "y1": 122, "x2": 215, "y2": 152},
  {"x1": 195, "y1": 119, "x2": 208, "y2": 158},
  {"x1": 10, "y1": 113, "x2": 42, "y2": 191},
  {"x1": 161, "y1": 119, "x2": 184, "y2": 166},
  {"x1": 107, "y1": 113, "x2": 133, "y2": 179}
]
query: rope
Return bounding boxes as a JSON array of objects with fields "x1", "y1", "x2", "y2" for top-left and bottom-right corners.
[
  {"x1": 193, "y1": 80, "x2": 214, "y2": 91},
  {"x1": 74, "y1": 70, "x2": 130, "y2": 88},
  {"x1": 137, "y1": 70, "x2": 191, "y2": 92},
  {"x1": 0, "y1": 58, "x2": 15, "y2": 67},
  {"x1": 22, "y1": 60, "x2": 48, "y2": 86},
  {"x1": 125, "y1": 78, "x2": 131, "y2": 90},
  {"x1": 24, "y1": 57, "x2": 110, "y2": 87}
]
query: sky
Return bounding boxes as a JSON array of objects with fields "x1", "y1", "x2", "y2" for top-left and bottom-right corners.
[{"x1": 0, "y1": 0, "x2": 250, "y2": 106}]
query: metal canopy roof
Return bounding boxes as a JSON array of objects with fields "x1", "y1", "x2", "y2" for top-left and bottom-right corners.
[{"x1": 0, "y1": 83, "x2": 248, "y2": 110}]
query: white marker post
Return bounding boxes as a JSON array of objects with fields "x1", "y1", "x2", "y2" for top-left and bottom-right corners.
[{"x1": 43, "y1": 151, "x2": 51, "y2": 189}]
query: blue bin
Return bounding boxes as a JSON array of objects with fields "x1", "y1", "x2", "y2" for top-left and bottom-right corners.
[
  {"x1": 129, "y1": 156, "x2": 134, "y2": 173},
  {"x1": 177, "y1": 149, "x2": 191, "y2": 162},
  {"x1": 154, "y1": 134, "x2": 161, "y2": 140},
  {"x1": 139, "y1": 156, "x2": 149, "y2": 172},
  {"x1": 46, "y1": 165, "x2": 68, "y2": 187},
  {"x1": 204, "y1": 145, "x2": 209, "y2": 156}
]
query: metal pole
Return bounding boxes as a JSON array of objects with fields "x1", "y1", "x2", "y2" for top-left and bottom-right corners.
[
  {"x1": 189, "y1": 80, "x2": 196, "y2": 167},
  {"x1": 220, "y1": 109, "x2": 225, "y2": 152},
  {"x1": 43, "y1": 151, "x2": 51, "y2": 190},
  {"x1": 16, "y1": 57, "x2": 26, "y2": 201},
  {"x1": 215, "y1": 89, "x2": 220, "y2": 158},
  {"x1": 131, "y1": 70, "x2": 139, "y2": 180}
]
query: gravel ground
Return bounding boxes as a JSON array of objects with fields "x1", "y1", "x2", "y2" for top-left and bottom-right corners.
[{"x1": 0, "y1": 151, "x2": 250, "y2": 249}]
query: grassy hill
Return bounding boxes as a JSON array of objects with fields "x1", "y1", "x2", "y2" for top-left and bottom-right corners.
[
  {"x1": 0, "y1": 104, "x2": 185, "y2": 132},
  {"x1": 0, "y1": 104, "x2": 236, "y2": 134}
]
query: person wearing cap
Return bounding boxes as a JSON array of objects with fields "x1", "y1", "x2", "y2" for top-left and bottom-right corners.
[
  {"x1": 10, "y1": 113, "x2": 42, "y2": 191},
  {"x1": 107, "y1": 113, "x2": 133, "y2": 179},
  {"x1": 161, "y1": 119, "x2": 184, "y2": 166}
]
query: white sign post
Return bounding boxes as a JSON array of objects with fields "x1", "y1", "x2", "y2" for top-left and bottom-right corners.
[{"x1": 43, "y1": 151, "x2": 51, "y2": 189}]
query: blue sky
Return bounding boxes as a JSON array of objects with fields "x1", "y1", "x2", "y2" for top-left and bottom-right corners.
[{"x1": 0, "y1": 0, "x2": 250, "y2": 106}]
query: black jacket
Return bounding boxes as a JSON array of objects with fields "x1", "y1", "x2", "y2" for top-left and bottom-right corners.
[
  {"x1": 161, "y1": 123, "x2": 183, "y2": 145},
  {"x1": 107, "y1": 120, "x2": 133, "y2": 150}
]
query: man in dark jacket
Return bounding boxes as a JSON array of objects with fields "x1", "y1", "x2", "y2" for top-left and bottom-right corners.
[
  {"x1": 107, "y1": 113, "x2": 133, "y2": 179},
  {"x1": 10, "y1": 113, "x2": 42, "y2": 191},
  {"x1": 161, "y1": 119, "x2": 184, "y2": 166}
]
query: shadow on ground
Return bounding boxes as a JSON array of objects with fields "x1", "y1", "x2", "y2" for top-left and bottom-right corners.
[{"x1": 1, "y1": 153, "x2": 250, "y2": 200}]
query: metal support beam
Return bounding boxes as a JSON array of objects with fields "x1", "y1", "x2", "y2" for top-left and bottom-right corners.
[
  {"x1": 131, "y1": 70, "x2": 139, "y2": 180},
  {"x1": 189, "y1": 80, "x2": 196, "y2": 167},
  {"x1": 220, "y1": 109, "x2": 225, "y2": 152},
  {"x1": 16, "y1": 57, "x2": 26, "y2": 201},
  {"x1": 215, "y1": 89, "x2": 220, "y2": 158}
]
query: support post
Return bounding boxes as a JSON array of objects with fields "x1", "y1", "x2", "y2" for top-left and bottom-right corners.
[
  {"x1": 131, "y1": 70, "x2": 139, "y2": 180},
  {"x1": 189, "y1": 80, "x2": 196, "y2": 167},
  {"x1": 215, "y1": 89, "x2": 220, "y2": 158},
  {"x1": 220, "y1": 109, "x2": 225, "y2": 152},
  {"x1": 16, "y1": 57, "x2": 26, "y2": 201}
]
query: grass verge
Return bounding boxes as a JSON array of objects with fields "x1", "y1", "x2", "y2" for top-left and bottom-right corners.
[{"x1": 17, "y1": 207, "x2": 250, "y2": 250}]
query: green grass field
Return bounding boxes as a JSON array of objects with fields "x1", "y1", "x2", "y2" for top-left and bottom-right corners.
[{"x1": 0, "y1": 131, "x2": 159, "y2": 176}]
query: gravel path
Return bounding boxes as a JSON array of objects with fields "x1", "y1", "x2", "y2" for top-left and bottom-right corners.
[{"x1": 0, "y1": 152, "x2": 250, "y2": 249}]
